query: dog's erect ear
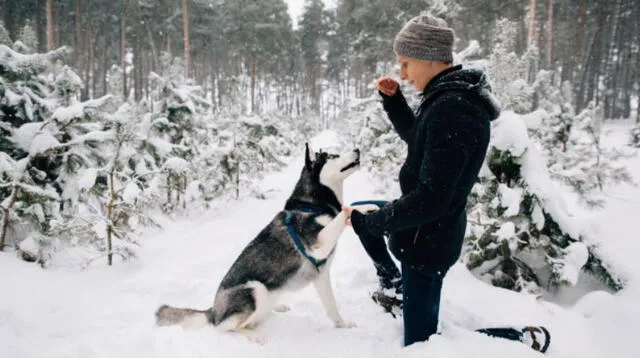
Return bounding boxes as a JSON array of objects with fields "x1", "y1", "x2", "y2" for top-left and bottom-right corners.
[{"x1": 305, "y1": 142, "x2": 315, "y2": 170}]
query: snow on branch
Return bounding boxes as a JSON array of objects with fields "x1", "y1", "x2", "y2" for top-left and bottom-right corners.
[{"x1": 0, "y1": 45, "x2": 71, "y2": 80}]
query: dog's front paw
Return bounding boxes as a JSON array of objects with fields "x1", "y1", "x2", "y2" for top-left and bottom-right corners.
[
  {"x1": 334, "y1": 318, "x2": 357, "y2": 329},
  {"x1": 352, "y1": 204, "x2": 379, "y2": 214}
]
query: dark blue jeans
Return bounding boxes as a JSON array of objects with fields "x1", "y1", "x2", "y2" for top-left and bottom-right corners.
[{"x1": 401, "y1": 262, "x2": 444, "y2": 346}]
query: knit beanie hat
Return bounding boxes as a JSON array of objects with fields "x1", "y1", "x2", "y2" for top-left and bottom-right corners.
[{"x1": 393, "y1": 12, "x2": 455, "y2": 63}]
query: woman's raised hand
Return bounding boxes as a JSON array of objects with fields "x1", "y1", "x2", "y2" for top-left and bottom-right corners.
[{"x1": 376, "y1": 77, "x2": 399, "y2": 96}]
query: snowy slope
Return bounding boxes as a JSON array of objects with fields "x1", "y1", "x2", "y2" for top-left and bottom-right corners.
[{"x1": 2, "y1": 130, "x2": 639, "y2": 358}]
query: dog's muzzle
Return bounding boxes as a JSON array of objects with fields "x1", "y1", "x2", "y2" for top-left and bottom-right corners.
[{"x1": 340, "y1": 149, "x2": 361, "y2": 172}]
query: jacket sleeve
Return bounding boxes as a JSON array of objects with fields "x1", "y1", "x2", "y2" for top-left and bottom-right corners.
[
  {"x1": 380, "y1": 89, "x2": 416, "y2": 143},
  {"x1": 352, "y1": 110, "x2": 476, "y2": 238}
]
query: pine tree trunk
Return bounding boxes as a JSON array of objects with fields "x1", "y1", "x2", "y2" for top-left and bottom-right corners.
[
  {"x1": 528, "y1": 0, "x2": 536, "y2": 47},
  {"x1": 546, "y1": 0, "x2": 553, "y2": 67},
  {"x1": 91, "y1": 40, "x2": 98, "y2": 96},
  {"x1": 106, "y1": 171, "x2": 115, "y2": 266},
  {"x1": 74, "y1": 0, "x2": 81, "y2": 65},
  {"x1": 101, "y1": 37, "x2": 108, "y2": 96},
  {"x1": 35, "y1": 0, "x2": 43, "y2": 52},
  {"x1": 211, "y1": 65, "x2": 217, "y2": 111},
  {"x1": 134, "y1": 34, "x2": 140, "y2": 101},
  {"x1": 251, "y1": 54, "x2": 257, "y2": 113},
  {"x1": 166, "y1": 176, "x2": 171, "y2": 205},
  {"x1": 53, "y1": 1, "x2": 59, "y2": 50},
  {"x1": 574, "y1": 0, "x2": 586, "y2": 74},
  {"x1": 46, "y1": 0, "x2": 54, "y2": 51},
  {"x1": 1, "y1": 0, "x2": 7, "y2": 37},
  {"x1": 83, "y1": 28, "x2": 92, "y2": 99},
  {"x1": 146, "y1": 24, "x2": 158, "y2": 72},
  {"x1": 216, "y1": 69, "x2": 223, "y2": 109},
  {"x1": 182, "y1": 0, "x2": 191, "y2": 77},
  {"x1": 0, "y1": 186, "x2": 19, "y2": 252},
  {"x1": 604, "y1": 0, "x2": 622, "y2": 119},
  {"x1": 121, "y1": 0, "x2": 128, "y2": 100}
]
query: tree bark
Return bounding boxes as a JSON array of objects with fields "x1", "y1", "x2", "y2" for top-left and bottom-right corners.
[
  {"x1": 101, "y1": 36, "x2": 108, "y2": 97},
  {"x1": 75, "y1": 0, "x2": 81, "y2": 65},
  {"x1": 46, "y1": 0, "x2": 54, "y2": 51},
  {"x1": 83, "y1": 27, "x2": 92, "y2": 99},
  {"x1": 146, "y1": 24, "x2": 158, "y2": 72},
  {"x1": 546, "y1": 0, "x2": 553, "y2": 67},
  {"x1": 251, "y1": 54, "x2": 257, "y2": 113},
  {"x1": 1, "y1": 0, "x2": 7, "y2": 37},
  {"x1": 528, "y1": 0, "x2": 536, "y2": 47},
  {"x1": 0, "y1": 186, "x2": 19, "y2": 252},
  {"x1": 604, "y1": 0, "x2": 622, "y2": 118},
  {"x1": 121, "y1": 0, "x2": 128, "y2": 100},
  {"x1": 35, "y1": 0, "x2": 43, "y2": 52},
  {"x1": 571, "y1": 0, "x2": 586, "y2": 78},
  {"x1": 182, "y1": 0, "x2": 191, "y2": 77},
  {"x1": 135, "y1": 34, "x2": 142, "y2": 101}
]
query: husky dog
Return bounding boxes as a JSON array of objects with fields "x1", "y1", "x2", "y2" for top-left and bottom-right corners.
[{"x1": 156, "y1": 143, "x2": 378, "y2": 343}]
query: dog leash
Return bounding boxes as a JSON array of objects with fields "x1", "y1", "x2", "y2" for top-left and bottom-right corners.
[{"x1": 349, "y1": 200, "x2": 389, "y2": 208}]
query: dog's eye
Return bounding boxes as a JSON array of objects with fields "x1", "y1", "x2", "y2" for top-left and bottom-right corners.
[{"x1": 328, "y1": 154, "x2": 339, "y2": 159}]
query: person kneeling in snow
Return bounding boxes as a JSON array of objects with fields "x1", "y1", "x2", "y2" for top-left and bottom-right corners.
[{"x1": 342, "y1": 12, "x2": 549, "y2": 353}]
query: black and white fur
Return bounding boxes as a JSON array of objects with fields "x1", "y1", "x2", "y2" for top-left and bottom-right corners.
[{"x1": 155, "y1": 143, "x2": 378, "y2": 343}]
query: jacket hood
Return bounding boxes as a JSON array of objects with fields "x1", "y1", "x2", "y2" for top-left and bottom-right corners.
[{"x1": 421, "y1": 65, "x2": 501, "y2": 121}]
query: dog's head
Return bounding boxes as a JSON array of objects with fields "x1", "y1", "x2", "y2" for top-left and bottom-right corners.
[{"x1": 304, "y1": 143, "x2": 360, "y2": 189}]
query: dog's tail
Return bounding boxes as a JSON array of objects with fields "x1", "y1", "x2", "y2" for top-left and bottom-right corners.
[{"x1": 155, "y1": 304, "x2": 212, "y2": 330}]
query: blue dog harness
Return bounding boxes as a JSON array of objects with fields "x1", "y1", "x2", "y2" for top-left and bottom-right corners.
[
  {"x1": 284, "y1": 200, "x2": 388, "y2": 270},
  {"x1": 284, "y1": 210, "x2": 327, "y2": 269}
]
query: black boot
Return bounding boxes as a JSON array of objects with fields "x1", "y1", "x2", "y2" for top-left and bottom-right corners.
[{"x1": 370, "y1": 263, "x2": 403, "y2": 317}]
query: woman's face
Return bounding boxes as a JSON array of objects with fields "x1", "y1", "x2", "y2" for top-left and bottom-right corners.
[{"x1": 397, "y1": 55, "x2": 438, "y2": 91}]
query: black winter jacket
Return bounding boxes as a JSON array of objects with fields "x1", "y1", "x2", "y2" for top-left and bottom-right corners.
[{"x1": 351, "y1": 65, "x2": 500, "y2": 274}]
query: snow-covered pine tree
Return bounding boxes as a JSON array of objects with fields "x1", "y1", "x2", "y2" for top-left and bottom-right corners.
[
  {"x1": 14, "y1": 21, "x2": 38, "y2": 54},
  {"x1": 529, "y1": 71, "x2": 575, "y2": 153},
  {"x1": 213, "y1": 111, "x2": 291, "y2": 200},
  {"x1": 85, "y1": 103, "x2": 162, "y2": 266},
  {"x1": 485, "y1": 19, "x2": 536, "y2": 115},
  {"x1": 554, "y1": 102, "x2": 634, "y2": 206},
  {"x1": 1, "y1": 45, "x2": 147, "y2": 266},
  {"x1": 146, "y1": 56, "x2": 212, "y2": 212},
  {"x1": 464, "y1": 111, "x2": 623, "y2": 293},
  {"x1": 0, "y1": 45, "x2": 70, "y2": 262}
]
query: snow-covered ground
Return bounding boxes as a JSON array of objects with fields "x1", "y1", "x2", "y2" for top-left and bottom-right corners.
[{"x1": 2, "y1": 127, "x2": 639, "y2": 358}]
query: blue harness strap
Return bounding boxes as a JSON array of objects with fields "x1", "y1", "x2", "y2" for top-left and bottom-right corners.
[{"x1": 284, "y1": 210, "x2": 327, "y2": 269}]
